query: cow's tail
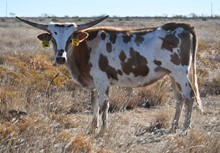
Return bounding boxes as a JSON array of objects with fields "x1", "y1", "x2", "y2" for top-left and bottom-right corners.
[{"x1": 190, "y1": 26, "x2": 204, "y2": 113}]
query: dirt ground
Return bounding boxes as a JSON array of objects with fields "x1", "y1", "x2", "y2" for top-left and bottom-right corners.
[{"x1": 0, "y1": 17, "x2": 220, "y2": 153}]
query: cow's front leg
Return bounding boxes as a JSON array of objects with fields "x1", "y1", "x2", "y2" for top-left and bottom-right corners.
[
  {"x1": 88, "y1": 89, "x2": 99, "y2": 134},
  {"x1": 93, "y1": 79, "x2": 109, "y2": 136},
  {"x1": 168, "y1": 77, "x2": 184, "y2": 133},
  {"x1": 91, "y1": 75, "x2": 110, "y2": 136},
  {"x1": 99, "y1": 87, "x2": 109, "y2": 136}
]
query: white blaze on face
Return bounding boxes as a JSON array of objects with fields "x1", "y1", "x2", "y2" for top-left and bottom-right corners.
[{"x1": 47, "y1": 23, "x2": 77, "y2": 62}]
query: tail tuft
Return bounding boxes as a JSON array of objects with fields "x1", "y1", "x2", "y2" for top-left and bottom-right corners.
[{"x1": 195, "y1": 96, "x2": 204, "y2": 113}]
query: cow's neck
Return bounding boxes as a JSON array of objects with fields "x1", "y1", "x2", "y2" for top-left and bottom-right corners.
[{"x1": 66, "y1": 42, "x2": 94, "y2": 89}]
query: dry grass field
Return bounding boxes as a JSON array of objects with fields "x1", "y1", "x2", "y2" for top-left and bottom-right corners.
[{"x1": 0, "y1": 17, "x2": 220, "y2": 153}]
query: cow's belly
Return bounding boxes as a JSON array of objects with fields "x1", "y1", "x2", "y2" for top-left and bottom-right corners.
[{"x1": 110, "y1": 70, "x2": 167, "y2": 88}]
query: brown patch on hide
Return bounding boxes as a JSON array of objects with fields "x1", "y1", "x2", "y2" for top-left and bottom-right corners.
[
  {"x1": 119, "y1": 50, "x2": 126, "y2": 62},
  {"x1": 135, "y1": 33, "x2": 145, "y2": 46},
  {"x1": 121, "y1": 47, "x2": 149, "y2": 77},
  {"x1": 178, "y1": 30, "x2": 191, "y2": 66},
  {"x1": 154, "y1": 60, "x2": 162, "y2": 66},
  {"x1": 123, "y1": 35, "x2": 132, "y2": 43},
  {"x1": 106, "y1": 42, "x2": 112, "y2": 53},
  {"x1": 87, "y1": 30, "x2": 99, "y2": 41},
  {"x1": 101, "y1": 31, "x2": 106, "y2": 40},
  {"x1": 106, "y1": 31, "x2": 117, "y2": 44},
  {"x1": 160, "y1": 34, "x2": 179, "y2": 52},
  {"x1": 170, "y1": 53, "x2": 181, "y2": 65},
  {"x1": 99, "y1": 54, "x2": 118, "y2": 80}
]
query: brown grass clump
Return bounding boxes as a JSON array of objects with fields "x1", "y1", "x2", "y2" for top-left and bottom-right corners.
[
  {"x1": 153, "y1": 109, "x2": 172, "y2": 129},
  {"x1": 0, "y1": 122, "x2": 17, "y2": 140},
  {"x1": 0, "y1": 52, "x2": 71, "y2": 91},
  {"x1": 0, "y1": 90, "x2": 18, "y2": 100},
  {"x1": 0, "y1": 116, "x2": 53, "y2": 152},
  {"x1": 56, "y1": 130, "x2": 75, "y2": 142},
  {"x1": 163, "y1": 129, "x2": 220, "y2": 153},
  {"x1": 65, "y1": 134, "x2": 93, "y2": 153},
  {"x1": 50, "y1": 113, "x2": 82, "y2": 129}
]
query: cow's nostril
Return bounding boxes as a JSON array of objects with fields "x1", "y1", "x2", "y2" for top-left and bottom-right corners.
[{"x1": 56, "y1": 57, "x2": 66, "y2": 64}]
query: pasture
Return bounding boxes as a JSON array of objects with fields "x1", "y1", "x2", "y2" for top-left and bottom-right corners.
[{"x1": 0, "y1": 17, "x2": 220, "y2": 153}]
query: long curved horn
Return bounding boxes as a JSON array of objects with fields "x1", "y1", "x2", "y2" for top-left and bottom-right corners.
[
  {"x1": 77, "y1": 15, "x2": 109, "y2": 31},
  {"x1": 16, "y1": 16, "x2": 49, "y2": 32}
]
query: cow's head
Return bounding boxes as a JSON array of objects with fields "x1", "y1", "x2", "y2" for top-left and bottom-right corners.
[{"x1": 16, "y1": 16, "x2": 108, "y2": 64}]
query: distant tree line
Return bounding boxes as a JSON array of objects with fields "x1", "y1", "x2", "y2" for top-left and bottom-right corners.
[{"x1": 39, "y1": 13, "x2": 220, "y2": 19}]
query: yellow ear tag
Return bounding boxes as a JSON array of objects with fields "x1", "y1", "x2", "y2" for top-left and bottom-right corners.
[
  {"x1": 72, "y1": 37, "x2": 80, "y2": 46},
  {"x1": 42, "y1": 39, "x2": 50, "y2": 48}
]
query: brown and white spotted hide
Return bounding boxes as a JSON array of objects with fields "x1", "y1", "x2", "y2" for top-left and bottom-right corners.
[
  {"x1": 70, "y1": 23, "x2": 202, "y2": 135},
  {"x1": 17, "y1": 16, "x2": 203, "y2": 136}
]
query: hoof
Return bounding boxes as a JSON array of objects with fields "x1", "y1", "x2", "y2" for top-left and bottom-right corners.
[
  {"x1": 166, "y1": 126, "x2": 178, "y2": 134},
  {"x1": 87, "y1": 127, "x2": 97, "y2": 135},
  {"x1": 95, "y1": 128, "x2": 105, "y2": 137},
  {"x1": 180, "y1": 129, "x2": 188, "y2": 136}
]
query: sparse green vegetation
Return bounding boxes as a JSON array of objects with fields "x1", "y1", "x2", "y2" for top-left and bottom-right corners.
[{"x1": 0, "y1": 17, "x2": 220, "y2": 153}]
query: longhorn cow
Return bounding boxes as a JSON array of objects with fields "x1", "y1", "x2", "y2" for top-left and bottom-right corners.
[{"x1": 16, "y1": 16, "x2": 203, "y2": 135}]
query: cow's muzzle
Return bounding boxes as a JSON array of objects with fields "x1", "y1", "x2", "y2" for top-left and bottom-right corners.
[
  {"x1": 56, "y1": 57, "x2": 66, "y2": 64},
  {"x1": 55, "y1": 50, "x2": 67, "y2": 64}
]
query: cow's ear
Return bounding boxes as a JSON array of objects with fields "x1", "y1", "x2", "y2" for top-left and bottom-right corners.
[
  {"x1": 37, "y1": 33, "x2": 51, "y2": 41},
  {"x1": 72, "y1": 32, "x2": 89, "y2": 46},
  {"x1": 73, "y1": 32, "x2": 89, "y2": 42}
]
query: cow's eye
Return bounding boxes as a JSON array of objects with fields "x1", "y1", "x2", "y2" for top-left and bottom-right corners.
[{"x1": 67, "y1": 37, "x2": 72, "y2": 44}]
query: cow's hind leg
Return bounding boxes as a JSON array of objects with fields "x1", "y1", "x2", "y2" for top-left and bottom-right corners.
[
  {"x1": 169, "y1": 75, "x2": 195, "y2": 134},
  {"x1": 98, "y1": 87, "x2": 109, "y2": 136},
  {"x1": 169, "y1": 77, "x2": 184, "y2": 133},
  {"x1": 182, "y1": 82, "x2": 195, "y2": 135},
  {"x1": 183, "y1": 97, "x2": 194, "y2": 135}
]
